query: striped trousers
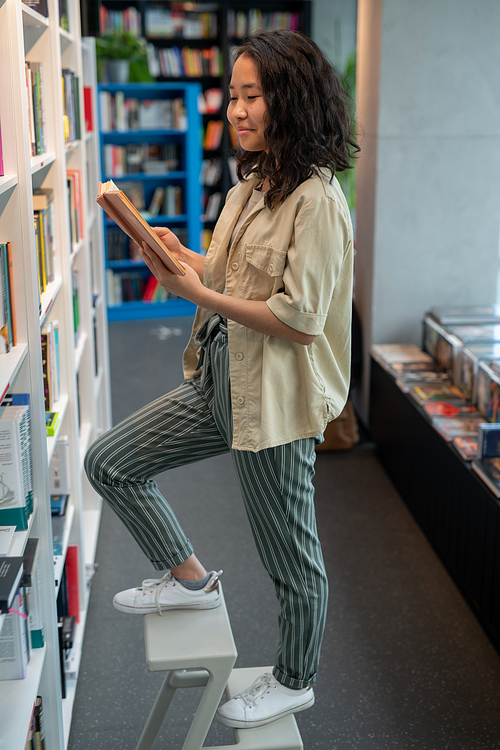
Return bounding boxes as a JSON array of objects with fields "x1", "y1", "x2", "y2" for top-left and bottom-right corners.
[{"x1": 85, "y1": 316, "x2": 328, "y2": 689}]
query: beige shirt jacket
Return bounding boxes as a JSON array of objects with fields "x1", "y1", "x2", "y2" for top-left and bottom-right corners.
[{"x1": 182, "y1": 170, "x2": 354, "y2": 453}]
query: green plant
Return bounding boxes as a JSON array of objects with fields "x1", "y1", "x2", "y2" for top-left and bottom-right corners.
[
  {"x1": 95, "y1": 32, "x2": 154, "y2": 83},
  {"x1": 336, "y1": 49, "x2": 357, "y2": 212}
]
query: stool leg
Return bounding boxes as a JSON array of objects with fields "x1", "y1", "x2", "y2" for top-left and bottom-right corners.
[
  {"x1": 181, "y1": 666, "x2": 233, "y2": 750},
  {"x1": 135, "y1": 670, "x2": 178, "y2": 750}
]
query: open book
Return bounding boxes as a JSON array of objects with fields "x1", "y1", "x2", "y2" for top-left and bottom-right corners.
[{"x1": 96, "y1": 180, "x2": 185, "y2": 276}]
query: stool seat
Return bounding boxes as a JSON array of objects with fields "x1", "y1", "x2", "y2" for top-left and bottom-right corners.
[{"x1": 136, "y1": 585, "x2": 303, "y2": 750}]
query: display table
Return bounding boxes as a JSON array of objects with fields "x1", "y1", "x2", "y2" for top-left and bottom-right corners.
[{"x1": 370, "y1": 357, "x2": 500, "y2": 652}]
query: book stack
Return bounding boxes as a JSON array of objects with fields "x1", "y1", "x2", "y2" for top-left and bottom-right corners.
[
  {"x1": 0, "y1": 242, "x2": 16, "y2": 353},
  {"x1": 62, "y1": 69, "x2": 82, "y2": 144}
]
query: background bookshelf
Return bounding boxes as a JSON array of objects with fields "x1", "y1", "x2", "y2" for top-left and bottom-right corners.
[
  {"x1": 84, "y1": 0, "x2": 311, "y2": 319},
  {"x1": 0, "y1": 0, "x2": 110, "y2": 747},
  {"x1": 98, "y1": 80, "x2": 202, "y2": 321}
]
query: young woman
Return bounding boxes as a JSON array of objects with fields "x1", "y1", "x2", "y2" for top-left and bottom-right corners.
[{"x1": 85, "y1": 30, "x2": 358, "y2": 729}]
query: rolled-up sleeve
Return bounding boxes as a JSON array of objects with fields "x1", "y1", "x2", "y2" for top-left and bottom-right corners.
[{"x1": 266, "y1": 195, "x2": 351, "y2": 336}]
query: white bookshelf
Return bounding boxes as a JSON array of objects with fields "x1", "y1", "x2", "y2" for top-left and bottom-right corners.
[{"x1": 0, "y1": 2, "x2": 111, "y2": 749}]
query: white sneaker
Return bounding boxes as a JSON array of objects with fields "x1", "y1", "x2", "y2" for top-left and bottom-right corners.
[
  {"x1": 112, "y1": 570, "x2": 222, "y2": 615},
  {"x1": 216, "y1": 672, "x2": 315, "y2": 729}
]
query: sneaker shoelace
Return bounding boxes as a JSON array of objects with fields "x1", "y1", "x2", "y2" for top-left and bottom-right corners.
[
  {"x1": 234, "y1": 672, "x2": 276, "y2": 708},
  {"x1": 138, "y1": 569, "x2": 223, "y2": 616}
]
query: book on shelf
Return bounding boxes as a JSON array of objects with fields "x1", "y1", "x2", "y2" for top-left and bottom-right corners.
[
  {"x1": 59, "y1": 0, "x2": 69, "y2": 32},
  {"x1": 477, "y1": 422, "x2": 500, "y2": 459},
  {"x1": 51, "y1": 493, "x2": 69, "y2": 517},
  {"x1": 99, "y1": 92, "x2": 186, "y2": 132},
  {"x1": 370, "y1": 343, "x2": 433, "y2": 367},
  {"x1": 409, "y1": 383, "x2": 466, "y2": 405},
  {"x1": 0, "y1": 404, "x2": 33, "y2": 530},
  {"x1": 65, "y1": 545, "x2": 79, "y2": 622},
  {"x1": 428, "y1": 305, "x2": 500, "y2": 326},
  {"x1": 472, "y1": 456, "x2": 500, "y2": 497},
  {"x1": 452, "y1": 436, "x2": 478, "y2": 461},
  {"x1": 22, "y1": 538, "x2": 44, "y2": 648},
  {"x1": 198, "y1": 88, "x2": 223, "y2": 115},
  {"x1": 72, "y1": 268, "x2": 80, "y2": 346},
  {"x1": 0, "y1": 526, "x2": 15, "y2": 557},
  {"x1": 0, "y1": 557, "x2": 23, "y2": 614},
  {"x1": 34, "y1": 203, "x2": 55, "y2": 294},
  {"x1": 41, "y1": 321, "x2": 61, "y2": 412},
  {"x1": 203, "y1": 120, "x2": 223, "y2": 150},
  {"x1": 432, "y1": 415, "x2": 485, "y2": 442},
  {"x1": 22, "y1": 0, "x2": 48, "y2": 15},
  {"x1": 0, "y1": 242, "x2": 16, "y2": 352},
  {"x1": 475, "y1": 360, "x2": 500, "y2": 422},
  {"x1": 34, "y1": 695, "x2": 46, "y2": 749},
  {"x1": 62, "y1": 69, "x2": 81, "y2": 144},
  {"x1": 144, "y1": 5, "x2": 217, "y2": 38},
  {"x1": 25, "y1": 61, "x2": 47, "y2": 157},
  {"x1": 458, "y1": 343, "x2": 500, "y2": 402},
  {"x1": 50, "y1": 434, "x2": 71, "y2": 495},
  {"x1": 96, "y1": 180, "x2": 185, "y2": 276},
  {"x1": 423, "y1": 401, "x2": 478, "y2": 419},
  {"x1": 0, "y1": 585, "x2": 29, "y2": 680},
  {"x1": 202, "y1": 191, "x2": 221, "y2": 221},
  {"x1": 83, "y1": 86, "x2": 93, "y2": 133},
  {"x1": 45, "y1": 411, "x2": 60, "y2": 437},
  {"x1": 227, "y1": 9, "x2": 299, "y2": 38},
  {"x1": 103, "y1": 143, "x2": 181, "y2": 177},
  {"x1": 100, "y1": 5, "x2": 141, "y2": 35},
  {"x1": 67, "y1": 169, "x2": 83, "y2": 245}
]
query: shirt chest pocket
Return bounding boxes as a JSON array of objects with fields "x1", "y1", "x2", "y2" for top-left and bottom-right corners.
[{"x1": 240, "y1": 244, "x2": 287, "y2": 300}]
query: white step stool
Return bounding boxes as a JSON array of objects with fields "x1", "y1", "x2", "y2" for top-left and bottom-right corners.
[{"x1": 135, "y1": 585, "x2": 304, "y2": 750}]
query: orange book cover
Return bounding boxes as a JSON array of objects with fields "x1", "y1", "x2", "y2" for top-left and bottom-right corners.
[{"x1": 96, "y1": 180, "x2": 185, "y2": 276}]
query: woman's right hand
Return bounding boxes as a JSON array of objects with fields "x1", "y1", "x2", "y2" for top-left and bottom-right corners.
[{"x1": 151, "y1": 226, "x2": 205, "y2": 281}]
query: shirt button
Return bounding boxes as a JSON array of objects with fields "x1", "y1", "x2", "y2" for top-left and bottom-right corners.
[
  {"x1": 237, "y1": 396, "x2": 245, "y2": 406},
  {"x1": 235, "y1": 352, "x2": 244, "y2": 361},
  {"x1": 231, "y1": 262, "x2": 239, "y2": 270},
  {"x1": 269, "y1": 264, "x2": 274, "y2": 272}
]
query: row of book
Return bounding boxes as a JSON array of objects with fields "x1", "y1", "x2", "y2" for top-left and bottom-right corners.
[
  {"x1": 202, "y1": 191, "x2": 221, "y2": 222},
  {"x1": 25, "y1": 62, "x2": 47, "y2": 158},
  {"x1": 106, "y1": 224, "x2": 188, "y2": 263},
  {"x1": 67, "y1": 169, "x2": 83, "y2": 247},
  {"x1": 62, "y1": 68, "x2": 81, "y2": 145},
  {"x1": 144, "y1": 6, "x2": 218, "y2": 39},
  {"x1": 106, "y1": 269, "x2": 180, "y2": 306},
  {"x1": 99, "y1": 5, "x2": 141, "y2": 35},
  {"x1": 0, "y1": 242, "x2": 16, "y2": 353},
  {"x1": 41, "y1": 320, "x2": 60, "y2": 413},
  {"x1": 99, "y1": 92, "x2": 187, "y2": 132},
  {"x1": 33, "y1": 189, "x2": 55, "y2": 298},
  {"x1": 227, "y1": 9, "x2": 300, "y2": 38},
  {"x1": 102, "y1": 143, "x2": 181, "y2": 177},
  {"x1": 201, "y1": 157, "x2": 222, "y2": 186},
  {"x1": 372, "y1": 304, "x2": 500, "y2": 498},
  {"x1": 147, "y1": 44, "x2": 223, "y2": 79},
  {"x1": 203, "y1": 120, "x2": 223, "y2": 150}
]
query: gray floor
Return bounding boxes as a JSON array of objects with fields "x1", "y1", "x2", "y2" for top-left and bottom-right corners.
[{"x1": 68, "y1": 317, "x2": 500, "y2": 750}]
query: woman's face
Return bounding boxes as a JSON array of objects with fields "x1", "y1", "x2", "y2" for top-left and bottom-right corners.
[{"x1": 227, "y1": 55, "x2": 268, "y2": 152}]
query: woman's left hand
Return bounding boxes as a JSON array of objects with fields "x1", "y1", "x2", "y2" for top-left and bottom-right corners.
[{"x1": 139, "y1": 243, "x2": 204, "y2": 303}]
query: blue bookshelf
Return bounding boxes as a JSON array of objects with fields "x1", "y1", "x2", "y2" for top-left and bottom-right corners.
[{"x1": 98, "y1": 82, "x2": 202, "y2": 321}]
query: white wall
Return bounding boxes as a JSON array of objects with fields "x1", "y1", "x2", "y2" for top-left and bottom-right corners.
[
  {"x1": 311, "y1": 0, "x2": 357, "y2": 71},
  {"x1": 354, "y1": 0, "x2": 500, "y2": 423}
]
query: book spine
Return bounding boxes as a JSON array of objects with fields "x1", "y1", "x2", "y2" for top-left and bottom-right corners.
[
  {"x1": 6, "y1": 242, "x2": 17, "y2": 347},
  {"x1": 65, "y1": 546, "x2": 79, "y2": 622},
  {"x1": 0, "y1": 591, "x2": 29, "y2": 679}
]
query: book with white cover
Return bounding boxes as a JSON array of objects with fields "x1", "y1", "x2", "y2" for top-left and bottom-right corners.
[{"x1": 0, "y1": 526, "x2": 15, "y2": 556}]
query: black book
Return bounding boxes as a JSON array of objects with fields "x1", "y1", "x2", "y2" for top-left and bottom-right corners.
[{"x1": 0, "y1": 556, "x2": 23, "y2": 613}]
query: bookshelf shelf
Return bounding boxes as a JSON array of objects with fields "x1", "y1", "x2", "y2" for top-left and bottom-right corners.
[
  {"x1": 30, "y1": 151, "x2": 57, "y2": 175},
  {"x1": 47, "y1": 393, "x2": 69, "y2": 462},
  {"x1": 74, "y1": 331, "x2": 87, "y2": 371},
  {"x1": 54, "y1": 503, "x2": 76, "y2": 596},
  {"x1": 70, "y1": 238, "x2": 84, "y2": 265},
  {"x1": 79, "y1": 421, "x2": 93, "y2": 463},
  {"x1": 40, "y1": 275, "x2": 63, "y2": 326},
  {"x1": 0, "y1": 174, "x2": 18, "y2": 195},
  {"x1": 0, "y1": 343, "x2": 29, "y2": 401},
  {"x1": 98, "y1": 80, "x2": 202, "y2": 320},
  {"x1": 21, "y1": 3, "x2": 49, "y2": 28},
  {"x1": 59, "y1": 25, "x2": 74, "y2": 43},
  {"x1": 0, "y1": 647, "x2": 46, "y2": 750}
]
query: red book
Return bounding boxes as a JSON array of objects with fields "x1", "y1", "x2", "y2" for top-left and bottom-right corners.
[
  {"x1": 143, "y1": 274, "x2": 158, "y2": 302},
  {"x1": 65, "y1": 545, "x2": 80, "y2": 622},
  {"x1": 66, "y1": 169, "x2": 83, "y2": 241},
  {"x1": 83, "y1": 88, "x2": 93, "y2": 132}
]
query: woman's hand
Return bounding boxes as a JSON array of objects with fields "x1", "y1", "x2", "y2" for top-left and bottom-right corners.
[
  {"x1": 151, "y1": 227, "x2": 205, "y2": 281},
  {"x1": 140, "y1": 243, "x2": 205, "y2": 303}
]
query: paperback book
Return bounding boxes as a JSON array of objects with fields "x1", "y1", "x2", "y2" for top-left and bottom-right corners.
[
  {"x1": 410, "y1": 383, "x2": 466, "y2": 405},
  {"x1": 432, "y1": 415, "x2": 484, "y2": 442},
  {"x1": 452, "y1": 436, "x2": 478, "y2": 461},
  {"x1": 423, "y1": 401, "x2": 478, "y2": 419},
  {"x1": 477, "y1": 423, "x2": 500, "y2": 459}
]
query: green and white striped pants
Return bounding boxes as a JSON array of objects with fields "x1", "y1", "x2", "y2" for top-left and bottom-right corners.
[{"x1": 85, "y1": 315, "x2": 328, "y2": 689}]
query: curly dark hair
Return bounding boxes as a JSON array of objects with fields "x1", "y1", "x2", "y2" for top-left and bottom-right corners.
[{"x1": 232, "y1": 30, "x2": 360, "y2": 208}]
